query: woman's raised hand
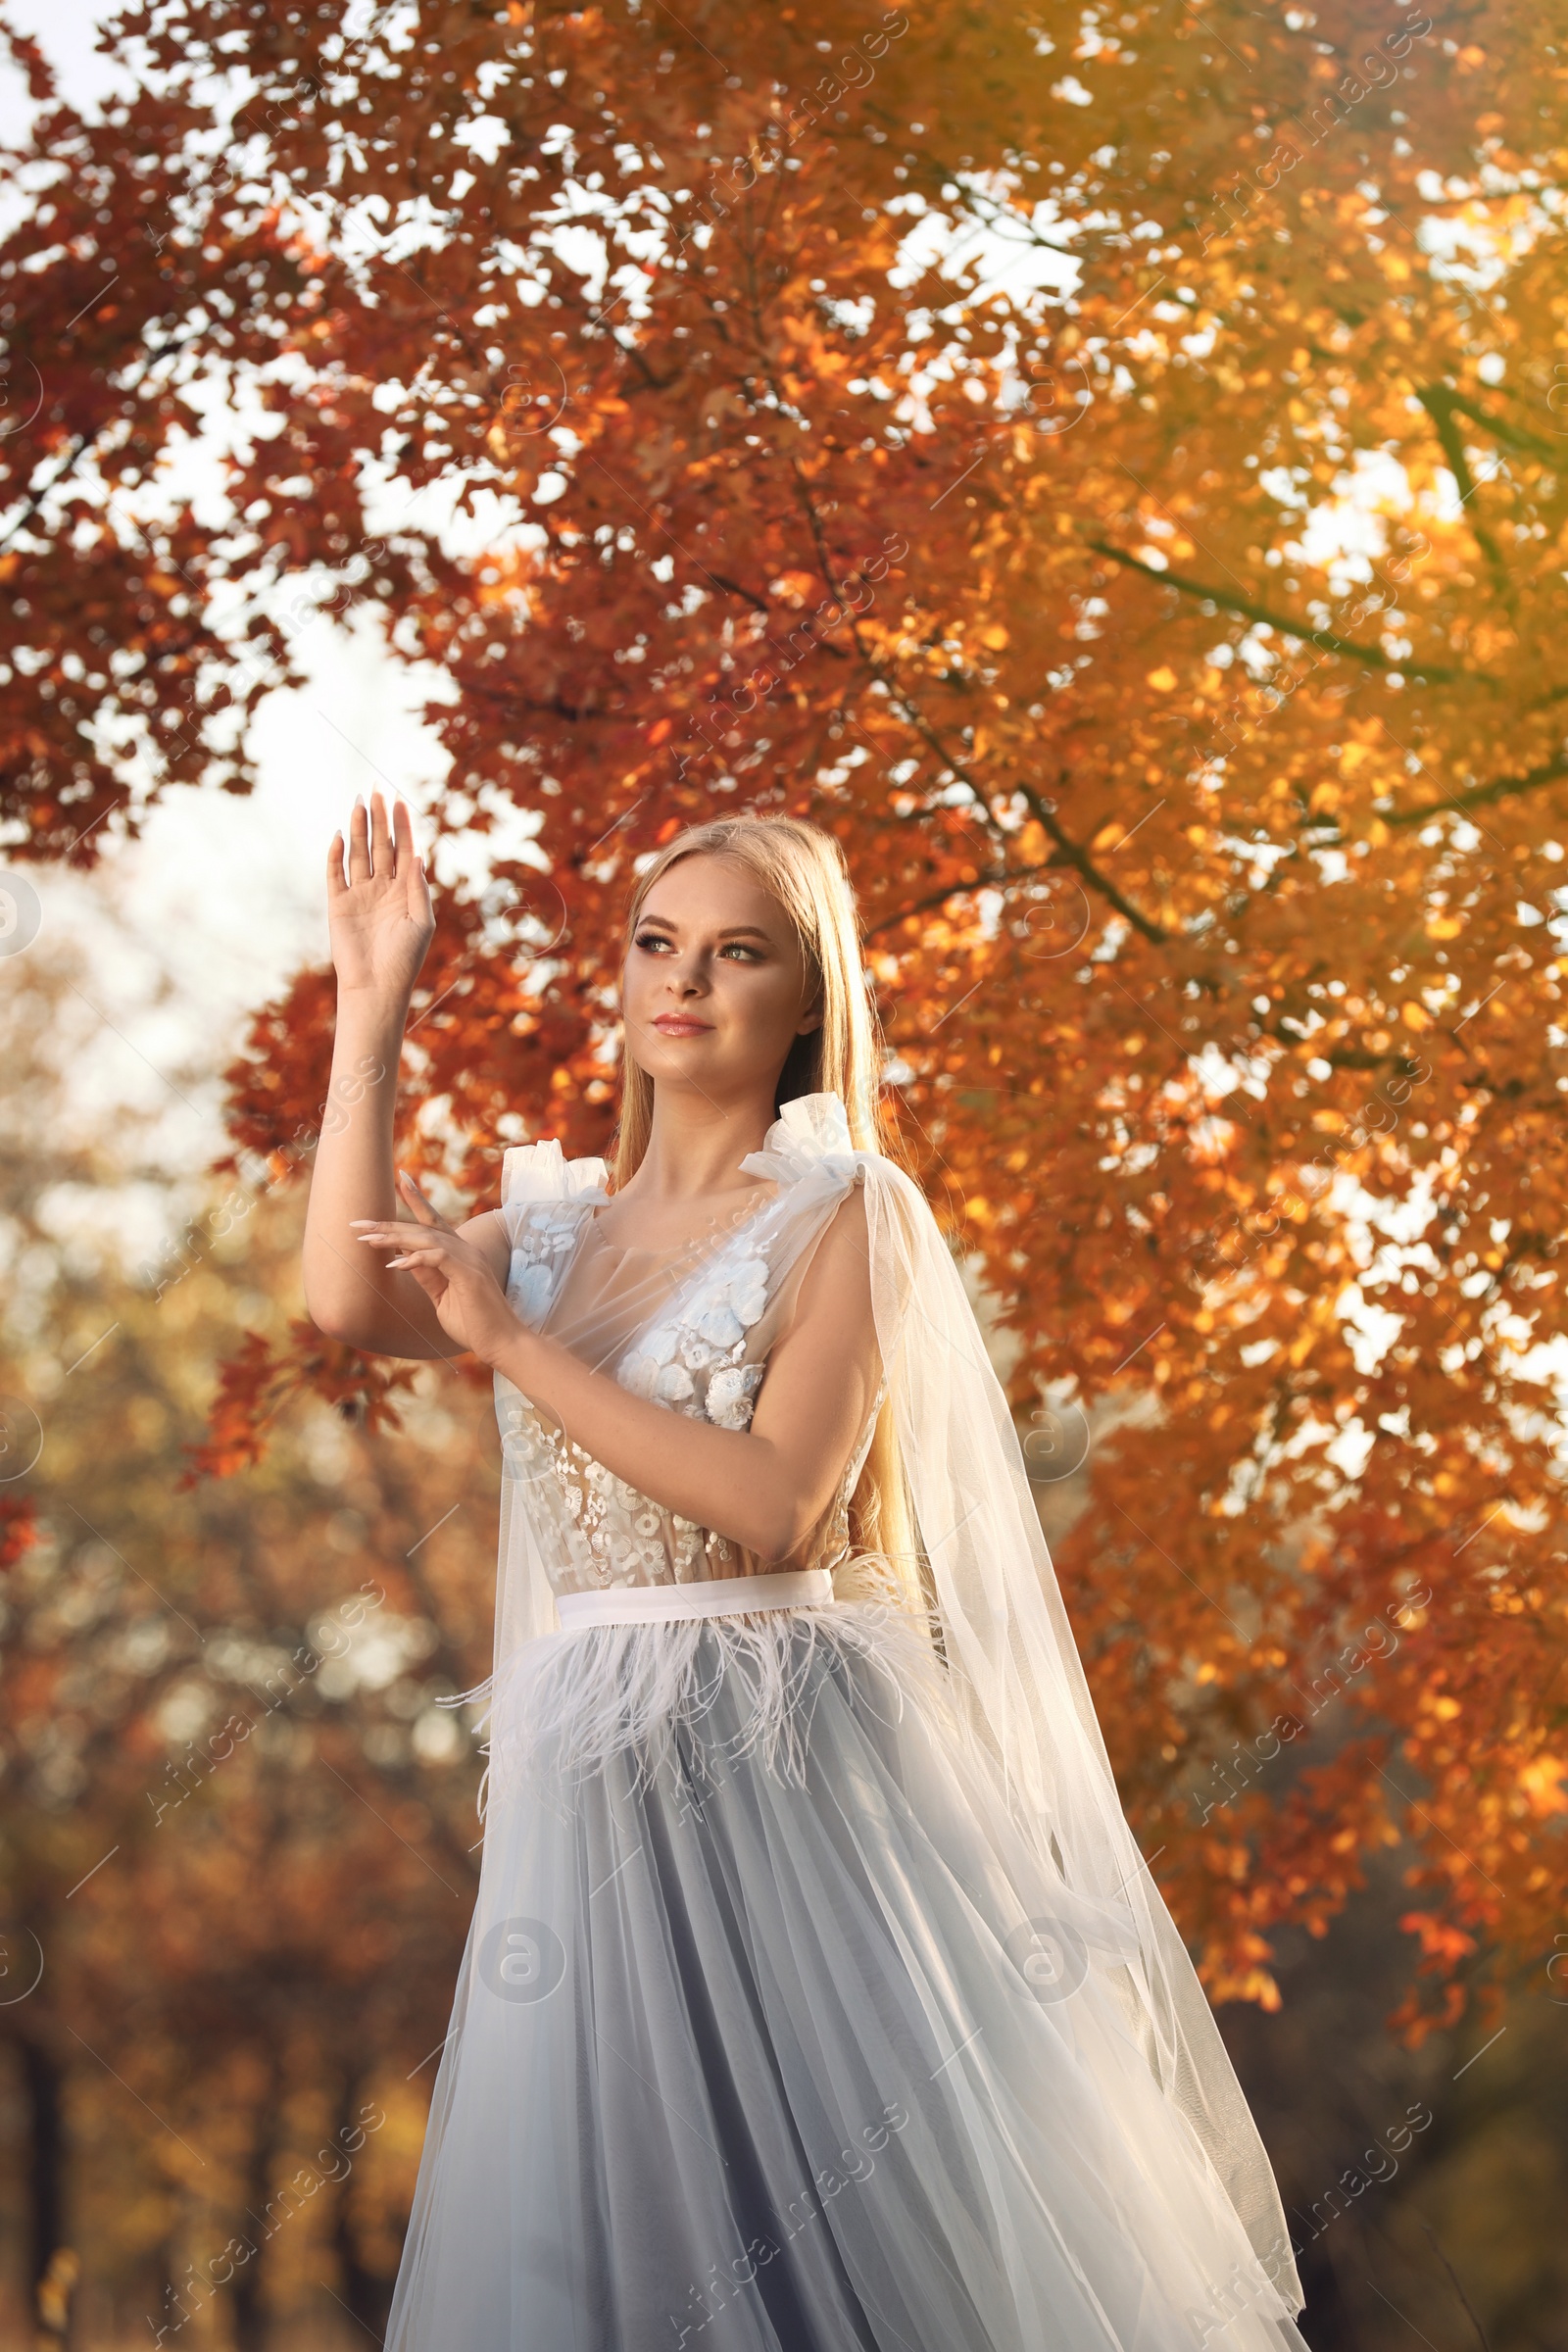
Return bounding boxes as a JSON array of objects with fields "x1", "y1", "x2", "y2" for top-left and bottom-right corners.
[
  {"x1": 305, "y1": 800, "x2": 460, "y2": 1363},
  {"x1": 327, "y1": 792, "x2": 436, "y2": 1005}
]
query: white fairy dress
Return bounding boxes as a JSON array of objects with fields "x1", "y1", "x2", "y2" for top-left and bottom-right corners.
[{"x1": 384, "y1": 1093, "x2": 1312, "y2": 2351}]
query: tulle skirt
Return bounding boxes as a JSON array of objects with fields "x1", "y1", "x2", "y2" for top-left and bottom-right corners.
[{"x1": 384, "y1": 1598, "x2": 1308, "y2": 2351}]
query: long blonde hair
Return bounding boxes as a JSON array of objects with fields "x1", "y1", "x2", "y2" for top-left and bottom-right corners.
[{"x1": 611, "y1": 814, "x2": 923, "y2": 1607}]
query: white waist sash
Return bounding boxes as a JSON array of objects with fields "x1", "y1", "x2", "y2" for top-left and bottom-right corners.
[{"x1": 555, "y1": 1568, "x2": 834, "y2": 1631}]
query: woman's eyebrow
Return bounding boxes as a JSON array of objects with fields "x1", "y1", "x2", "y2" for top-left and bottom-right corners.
[{"x1": 636, "y1": 919, "x2": 776, "y2": 943}]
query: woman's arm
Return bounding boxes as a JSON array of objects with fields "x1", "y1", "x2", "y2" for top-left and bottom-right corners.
[
  {"x1": 352, "y1": 1181, "x2": 882, "y2": 1563},
  {"x1": 303, "y1": 793, "x2": 508, "y2": 1358}
]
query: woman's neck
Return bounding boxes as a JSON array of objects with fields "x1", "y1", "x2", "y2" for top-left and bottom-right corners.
[{"x1": 622, "y1": 1086, "x2": 778, "y2": 1205}]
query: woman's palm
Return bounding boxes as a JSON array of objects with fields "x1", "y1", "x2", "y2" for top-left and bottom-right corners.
[{"x1": 328, "y1": 794, "x2": 435, "y2": 1002}]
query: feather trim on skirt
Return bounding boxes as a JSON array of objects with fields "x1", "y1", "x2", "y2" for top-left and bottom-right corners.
[{"x1": 458, "y1": 1587, "x2": 971, "y2": 1801}]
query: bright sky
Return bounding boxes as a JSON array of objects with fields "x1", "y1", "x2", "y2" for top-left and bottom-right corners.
[
  {"x1": 0, "y1": 0, "x2": 124, "y2": 138},
  {"x1": 13, "y1": 604, "x2": 451, "y2": 1178},
  {"x1": 3, "y1": 1, "x2": 454, "y2": 1170}
]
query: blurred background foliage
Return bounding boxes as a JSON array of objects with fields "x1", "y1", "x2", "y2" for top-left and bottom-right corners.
[{"x1": 1, "y1": 934, "x2": 499, "y2": 2346}]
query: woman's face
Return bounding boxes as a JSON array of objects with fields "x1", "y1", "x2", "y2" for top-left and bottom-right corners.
[{"x1": 621, "y1": 853, "x2": 821, "y2": 1106}]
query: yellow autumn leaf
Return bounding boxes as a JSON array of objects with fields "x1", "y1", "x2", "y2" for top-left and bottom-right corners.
[{"x1": 1519, "y1": 1756, "x2": 1568, "y2": 1815}]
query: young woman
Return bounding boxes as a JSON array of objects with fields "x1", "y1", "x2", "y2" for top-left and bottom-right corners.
[{"x1": 305, "y1": 796, "x2": 1310, "y2": 2351}]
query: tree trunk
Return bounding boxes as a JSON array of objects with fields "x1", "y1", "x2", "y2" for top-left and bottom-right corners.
[
  {"x1": 230, "y1": 2062, "x2": 284, "y2": 2352},
  {"x1": 331, "y1": 2067, "x2": 396, "y2": 2340},
  {"x1": 19, "y1": 2035, "x2": 68, "y2": 2330}
]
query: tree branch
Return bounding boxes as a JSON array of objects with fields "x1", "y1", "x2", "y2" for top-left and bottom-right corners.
[
  {"x1": 1415, "y1": 389, "x2": 1507, "y2": 597},
  {"x1": 862, "y1": 856, "x2": 1064, "y2": 937},
  {"x1": 1385, "y1": 753, "x2": 1568, "y2": 827},
  {"x1": 1016, "y1": 781, "x2": 1169, "y2": 943},
  {"x1": 1436, "y1": 387, "x2": 1568, "y2": 466},
  {"x1": 1087, "y1": 539, "x2": 1463, "y2": 681}
]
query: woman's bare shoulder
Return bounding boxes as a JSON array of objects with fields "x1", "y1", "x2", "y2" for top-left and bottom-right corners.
[{"x1": 780, "y1": 1179, "x2": 874, "y2": 1335}]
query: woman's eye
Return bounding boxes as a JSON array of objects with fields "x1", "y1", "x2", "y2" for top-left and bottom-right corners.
[{"x1": 633, "y1": 933, "x2": 760, "y2": 960}]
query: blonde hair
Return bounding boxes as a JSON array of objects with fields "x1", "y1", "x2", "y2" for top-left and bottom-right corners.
[{"x1": 611, "y1": 813, "x2": 926, "y2": 1614}]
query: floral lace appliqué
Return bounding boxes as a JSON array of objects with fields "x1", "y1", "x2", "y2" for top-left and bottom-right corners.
[
  {"x1": 620, "y1": 1251, "x2": 770, "y2": 1428},
  {"x1": 506, "y1": 1202, "x2": 595, "y2": 1329}
]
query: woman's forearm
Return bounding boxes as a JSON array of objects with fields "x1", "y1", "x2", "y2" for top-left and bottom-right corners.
[
  {"x1": 302, "y1": 991, "x2": 450, "y2": 1357},
  {"x1": 490, "y1": 1321, "x2": 810, "y2": 1564}
]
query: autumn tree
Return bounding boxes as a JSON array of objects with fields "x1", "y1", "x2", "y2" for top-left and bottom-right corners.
[{"x1": 3, "y1": 0, "x2": 1568, "y2": 2053}]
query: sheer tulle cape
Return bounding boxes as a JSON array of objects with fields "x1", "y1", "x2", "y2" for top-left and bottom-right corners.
[{"x1": 737, "y1": 1100, "x2": 1306, "y2": 2320}]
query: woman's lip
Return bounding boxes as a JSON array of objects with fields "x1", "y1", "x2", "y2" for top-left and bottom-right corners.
[{"x1": 653, "y1": 1016, "x2": 712, "y2": 1034}]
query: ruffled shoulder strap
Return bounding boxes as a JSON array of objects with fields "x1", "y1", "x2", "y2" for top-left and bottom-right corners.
[
  {"x1": 500, "y1": 1136, "x2": 612, "y2": 1209},
  {"x1": 739, "y1": 1089, "x2": 875, "y2": 1188}
]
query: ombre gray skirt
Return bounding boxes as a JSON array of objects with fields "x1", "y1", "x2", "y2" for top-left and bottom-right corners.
[{"x1": 383, "y1": 1594, "x2": 1309, "y2": 2352}]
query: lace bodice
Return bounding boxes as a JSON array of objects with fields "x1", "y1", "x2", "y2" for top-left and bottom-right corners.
[{"x1": 492, "y1": 1095, "x2": 887, "y2": 1600}]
